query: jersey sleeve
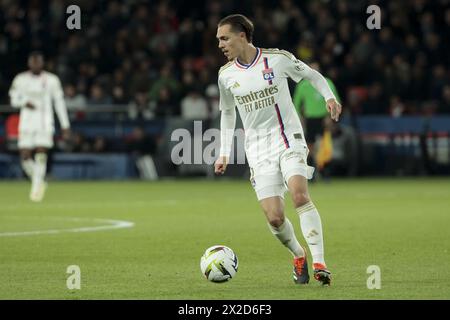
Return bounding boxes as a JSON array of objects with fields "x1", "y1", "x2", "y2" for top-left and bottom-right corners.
[
  {"x1": 280, "y1": 51, "x2": 336, "y2": 102},
  {"x1": 219, "y1": 108, "x2": 236, "y2": 158},
  {"x1": 218, "y1": 74, "x2": 235, "y2": 111},
  {"x1": 279, "y1": 51, "x2": 309, "y2": 83},
  {"x1": 8, "y1": 75, "x2": 27, "y2": 108},
  {"x1": 52, "y1": 76, "x2": 70, "y2": 129}
]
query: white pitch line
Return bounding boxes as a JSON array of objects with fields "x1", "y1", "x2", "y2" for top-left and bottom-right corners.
[
  {"x1": 0, "y1": 199, "x2": 179, "y2": 211},
  {"x1": 0, "y1": 217, "x2": 134, "y2": 237}
]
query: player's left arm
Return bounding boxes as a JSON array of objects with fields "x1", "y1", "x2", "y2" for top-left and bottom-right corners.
[
  {"x1": 282, "y1": 53, "x2": 342, "y2": 121},
  {"x1": 215, "y1": 74, "x2": 236, "y2": 174},
  {"x1": 9, "y1": 75, "x2": 27, "y2": 109},
  {"x1": 52, "y1": 76, "x2": 71, "y2": 139}
]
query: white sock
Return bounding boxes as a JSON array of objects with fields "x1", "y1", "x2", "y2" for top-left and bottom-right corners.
[
  {"x1": 31, "y1": 153, "x2": 47, "y2": 194},
  {"x1": 296, "y1": 202, "x2": 326, "y2": 266},
  {"x1": 21, "y1": 158, "x2": 35, "y2": 179},
  {"x1": 268, "y1": 218, "x2": 305, "y2": 258}
]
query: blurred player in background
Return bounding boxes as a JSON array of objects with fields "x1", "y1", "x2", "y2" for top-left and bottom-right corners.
[
  {"x1": 214, "y1": 14, "x2": 341, "y2": 285},
  {"x1": 8, "y1": 51, "x2": 71, "y2": 202}
]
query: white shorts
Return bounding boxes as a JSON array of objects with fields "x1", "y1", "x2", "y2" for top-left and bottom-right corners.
[
  {"x1": 18, "y1": 130, "x2": 54, "y2": 149},
  {"x1": 249, "y1": 143, "x2": 315, "y2": 201}
]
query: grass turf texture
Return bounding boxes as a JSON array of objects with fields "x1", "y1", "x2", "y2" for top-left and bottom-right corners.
[{"x1": 0, "y1": 178, "x2": 449, "y2": 299}]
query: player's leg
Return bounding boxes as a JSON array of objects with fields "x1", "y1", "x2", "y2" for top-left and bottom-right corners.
[
  {"x1": 286, "y1": 175, "x2": 331, "y2": 285},
  {"x1": 255, "y1": 182, "x2": 309, "y2": 284},
  {"x1": 280, "y1": 145, "x2": 331, "y2": 285},
  {"x1": 30, "y1": 146, "x2": 49, "y2": 202},
  {"x1": 20, "y1": 148, "x2": 35, "y2": 179},
  {"x1": 18, "y1": 130, "x2": 35, "y2": 179},
  {"x1": 259, "y1": 194, "x2": 305, "y2": 259},
  {"x1": 251, "y1": 164, "x2": 306, "y2": 260},
  {"x1": 18, "y1": 131, "x2": 40, "y2": 200},
  {"x1": 30, "y1": 131, "x2": 53, "y2": 202},
  {"x1": 286, "y1": 176, "x2": 323, "y2": 263}
]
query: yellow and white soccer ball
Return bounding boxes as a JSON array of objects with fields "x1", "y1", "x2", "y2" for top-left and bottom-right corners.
[{"x1": 200, "y1": 245, "x2": 238, "y2": 283}]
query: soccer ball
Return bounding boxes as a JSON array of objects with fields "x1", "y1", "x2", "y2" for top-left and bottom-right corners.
[{"x1": 200, "y1": 245, "x2": 238, "y2": 283}]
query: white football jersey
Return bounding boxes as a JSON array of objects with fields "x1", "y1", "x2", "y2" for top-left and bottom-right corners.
[
  {"x1": 9, "y1": 71, "x2": 70, "y2": 133},
  {"x1": 218, "y1": 48, "x2": 334, "y2": 163}
]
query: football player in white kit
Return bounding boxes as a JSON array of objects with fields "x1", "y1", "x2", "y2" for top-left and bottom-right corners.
[
  {"x1": 214, "y1": 15, "x2": 342, "y2": 285},
  {"x1": 9, "y1": 52, "x2": 71, "y2": 202}
]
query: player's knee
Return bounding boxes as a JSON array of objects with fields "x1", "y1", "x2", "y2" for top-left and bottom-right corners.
[
  {"x1": 35, "y1": 147, "x2": 47, "y2": 154},
  {"x1": 266, "y1": 212, "x2": 285, "y2": 228},
  {"x1": 20, "y1": 151, "x2": 32, "y2": 160},
  {"x1": 291, "y1": 192, "x2": 310, "y2": 207}
]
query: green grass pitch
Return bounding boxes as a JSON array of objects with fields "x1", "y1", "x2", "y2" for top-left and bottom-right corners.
[{"x1": 0, "y1": 178, "x2": 449, "y2": 299}]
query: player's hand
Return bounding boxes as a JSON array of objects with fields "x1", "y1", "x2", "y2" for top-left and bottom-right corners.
[
  {"x1": 61, "y1": 128, "x2": 71, "y2": 141},
  {"x1": 25, "y1": 102, "x2": 36, "y2": 110},
  {"x1": 214, "y1": 156, "x2": 229, "y2": 175},
  {"x1": 326, "y1": 98, "x2": 342, "y2": 122}
]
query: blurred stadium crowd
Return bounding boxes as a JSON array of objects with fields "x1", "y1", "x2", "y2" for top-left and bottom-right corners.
[
  {"x1": 1, "y1": 0, "x2": 449, "y2": 116},
  {"x1": 0, "y1": 0, "x2": 449, "y2": 157}
]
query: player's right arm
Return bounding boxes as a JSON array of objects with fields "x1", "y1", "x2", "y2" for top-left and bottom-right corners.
[
  {"x1": 51, "y1": 75, "x2": 71, "y2": 139},
  {"x1": 281, "y1": 52, "x2": 342, "y2": 121},
  {"x1": 9, "y1": 75, "x2": 35, "y2": 110},
  {"x1": 215, "y1": 74, "x2": 236, "y2": 175}
]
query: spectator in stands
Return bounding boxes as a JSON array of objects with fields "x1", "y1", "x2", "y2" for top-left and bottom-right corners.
[
  {"x1": 112, "y1": 69, "x2": 130, "y2": 100},
  {"x1": 87, "y1": 83, "x2": 112, "y2": 106},
  {"x1": 205, "y1": 83, "x2": 220, "y2": 120},
  {"x1": 112, "y1": 85, "x2": 128, "y2": 105},
  {"x1": 361, "y1": 82, "x2": 388, "y2": 115},
  {"x1": 177, "y1": 18, "x2": 203, "y2": 57},
  {"x1": 389, "y1": 96, "x2": 406, "y2": 117},
  {"x1": 92, "y1": 136, "x2": 108, "y2": 153},
  {"x1": 149, "y1": 2, "x2": 179, "y2": 54},
  {"x1": 352, "y1": 32, "x2": 376, "y2": 68},
  {"x1": 180, "y1": 87, "x2": 209, "y2": 121},
  {"x1": 180, "y1": 70, "x2": 196, "y2": 97},
  {"x1": 148, "y1": 63, "x2": 180, "y2": 103},
  {"x1": 86, "y1": 82, "x2": 115, "y2": 121},
  {"x1": 125, "y1": 126, "x2": 159, "y2": 180},
  {"x1": 154, "y1": 86, "x2": 179, "y2": 117},
  {"x1": 441, "y1": 85, "x2": 450, "y2": 114},
  {"x1": 67, "y1": 132, "x2": 91, "y2": 153},
  {"x1": 0, "y1": 0, "x2": 448, "y2": 118},
  {"x1": 64, "y1": 83, "x2": 86, "y2": 112},
  {"x1": 128, "y1": 91, "x2": 155, "y2": 120},
  {"x1": 125, "y1": 127, "x2": 157, "y2": 156},
  {"x1": 129, "y1": 56, "x2": 154, "y2": 97},
  {"x1": 430, "y1": 64, "x2": 448, "y2": 98}
]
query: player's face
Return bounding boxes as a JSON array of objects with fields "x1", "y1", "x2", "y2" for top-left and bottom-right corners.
[
  {"x1": 216, "y1": 24, "x2": 245, "y2": 61},
  {"x1": 28, "y1": 55, "x2": 44, "y2": 74}
]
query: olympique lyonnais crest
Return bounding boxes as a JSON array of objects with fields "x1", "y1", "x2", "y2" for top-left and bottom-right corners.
[{"x1": 262, "y1": 68, "x2": 274, "y2": 81}]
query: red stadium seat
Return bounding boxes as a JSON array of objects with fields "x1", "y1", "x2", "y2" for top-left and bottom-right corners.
[{"x1": 5, "y1": 114, "x2": 19, "y2": 151}]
